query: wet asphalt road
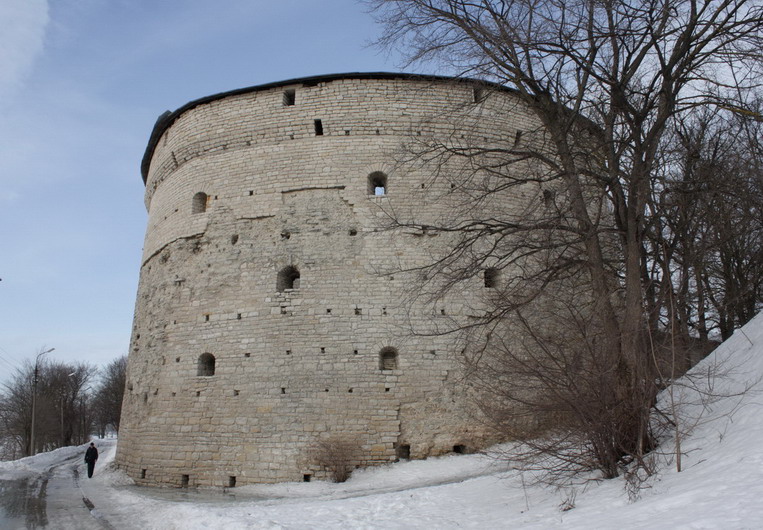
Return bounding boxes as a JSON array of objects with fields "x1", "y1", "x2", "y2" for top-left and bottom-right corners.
[{"x1": 0, "y1": 454, "x2": 111, "y2": 529}]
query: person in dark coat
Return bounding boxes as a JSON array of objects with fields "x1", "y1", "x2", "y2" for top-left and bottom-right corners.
[{"x1": 84, "y1": 442, "x2": 98, "y2": 478}]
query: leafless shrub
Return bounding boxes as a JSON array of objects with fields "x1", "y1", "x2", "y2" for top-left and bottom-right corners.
[{"x1": 310, "y1": 436, "x2": 361, "y2": 483}]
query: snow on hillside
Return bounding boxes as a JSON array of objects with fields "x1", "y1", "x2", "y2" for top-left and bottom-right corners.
[{"x1": 2, "y1": 312, "x2": 762, "y2": 529}]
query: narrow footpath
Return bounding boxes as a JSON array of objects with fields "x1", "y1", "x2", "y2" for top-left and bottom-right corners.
[{"x1": 0, "y1": 453, "x2": 113, "y2": 529}]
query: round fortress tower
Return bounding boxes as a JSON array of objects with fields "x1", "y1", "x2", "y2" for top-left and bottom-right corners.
[{"x1": 117, "y1": 73, "x2": 540, "y2": 487}]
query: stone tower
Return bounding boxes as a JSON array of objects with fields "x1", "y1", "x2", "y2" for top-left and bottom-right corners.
[{"x1": 117, "y1": 73, "x2": 541, "y2": 487}]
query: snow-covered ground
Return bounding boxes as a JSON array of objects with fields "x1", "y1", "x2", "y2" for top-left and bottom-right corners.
[{"x1": 2, "y1": 312, "x2": 762, "y2": 529}]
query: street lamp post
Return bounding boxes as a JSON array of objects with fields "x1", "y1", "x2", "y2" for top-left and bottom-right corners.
[{"x1": 30, "y1": 347, "x2": 54, "y2": 456}]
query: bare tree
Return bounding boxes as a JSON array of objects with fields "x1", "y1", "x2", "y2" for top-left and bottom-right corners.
[
  {"x1": 367, "y1": 0, "x2": 763, "y2": 478},
  {"x1": 0, "y1": 359, "x2": 96, "y2": 458},
  {"x1": 92, "y1": 355, "x2": 127, "y2": 436}
]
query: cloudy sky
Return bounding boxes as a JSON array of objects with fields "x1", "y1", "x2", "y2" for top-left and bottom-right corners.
[{"x1": 0, "y1": 0, "x2": 412, "y2": 381}]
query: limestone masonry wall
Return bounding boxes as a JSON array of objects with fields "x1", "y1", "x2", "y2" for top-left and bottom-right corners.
[{"x1": 117, "y1": 73, "x2": 541, "y2": 487}]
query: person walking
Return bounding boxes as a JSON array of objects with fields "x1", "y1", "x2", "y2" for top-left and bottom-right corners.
[{"x1": 84, "y1": 442, "x2": 99, "y2": 478}]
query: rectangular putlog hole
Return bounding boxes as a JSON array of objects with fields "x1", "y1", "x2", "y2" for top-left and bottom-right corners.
[
  {"x1": 140, "y1": 469, "x2": 146, "y2": 479},
  {"x1": 181, "y1": 474, "x2": 190, "y2": 488},
  {"x1": 228, "y1": 476, "x2": 237, "y2": 488},
  {"x1": 314, "y1": 119, "x2": 324, "y2": 135}
]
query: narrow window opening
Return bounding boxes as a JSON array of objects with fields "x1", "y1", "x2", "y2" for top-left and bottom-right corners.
[
  {"x1": 514, "y1": 130, "x2": 523, "y2": 147},
  {"x1": 192, "y1": 192, "x2": 208, "y2": 214},
  {"x1": 197, "y1": 353, "x2": 216, "y2": 376},
  {"x1": 484, "y1": 268, "x2": 500, "y2": 288},
  {"x1": 228, "y1": 476, "x2": 236, "y2": 488},
  {"x1": 140, "y1": 469, "x2": 146, "y2": 479},
  {"x1": 277, "y1": 265, "x2": 300, "y2": 291},
  {"x1": 249, "y1": 190, "x2": 254, "y2": 196},
  {"x1": 314, "y1": 119, "x2": 324, "y2": 136},
  {"x1": 303, "y1": 474, "x2": 311, "y2": 482},
  {"x1": 353, "y1": 349, "x2": 358, "y2": 355},
  {"x1": 283, "y1": 89, "x2": 296, "y2": 106},
  {"x1": 473, "y1": 87, "x2": 484, "y2": 103},
  {"x1": 368, "y1": 171, "x2": 388, "y2": 196},
  {"x1": 320, "y1": 347, "x2": 325, "y2": 353},
  {"x1": 379, "y1": 347, "x2": 398, "y2": 371},
  {"x1": 281, "y1": 387, "x2": 286, "y2": 394},
  {"x1": 237, "y1": 313, "x2": 242, "y2": 320},
  {"x1": 181, "y1": 474, "x2": 190, "y2": 488}
]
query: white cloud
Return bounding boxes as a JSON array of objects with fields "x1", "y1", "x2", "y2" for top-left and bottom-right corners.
[{"x1": 0, "y1": 0, "x2": 49, "y2": 102}]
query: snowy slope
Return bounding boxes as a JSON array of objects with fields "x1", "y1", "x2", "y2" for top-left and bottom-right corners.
[{"x1": 2, "y1": 312, "x2": 762, "y2": 529}]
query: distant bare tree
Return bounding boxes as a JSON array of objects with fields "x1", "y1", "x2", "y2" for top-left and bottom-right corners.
[
  {"x1": 367, "y1": 0, "x2": 763, "y2": 479},
  {"x1": 92, "y1": 355, "x2": 127, "y2": 436},
  {"x1": 0, "y1": 358, "x2": 96, "y2": 458}
]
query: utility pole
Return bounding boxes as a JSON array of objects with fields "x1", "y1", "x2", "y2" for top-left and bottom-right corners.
[{"x1": 30, "y1": 347, "x2": 54, "y2": 456}]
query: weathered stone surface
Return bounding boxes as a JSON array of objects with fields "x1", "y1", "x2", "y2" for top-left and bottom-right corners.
[{"x1": 117, "y1": 73, "x2": 540, "y2": 487}]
